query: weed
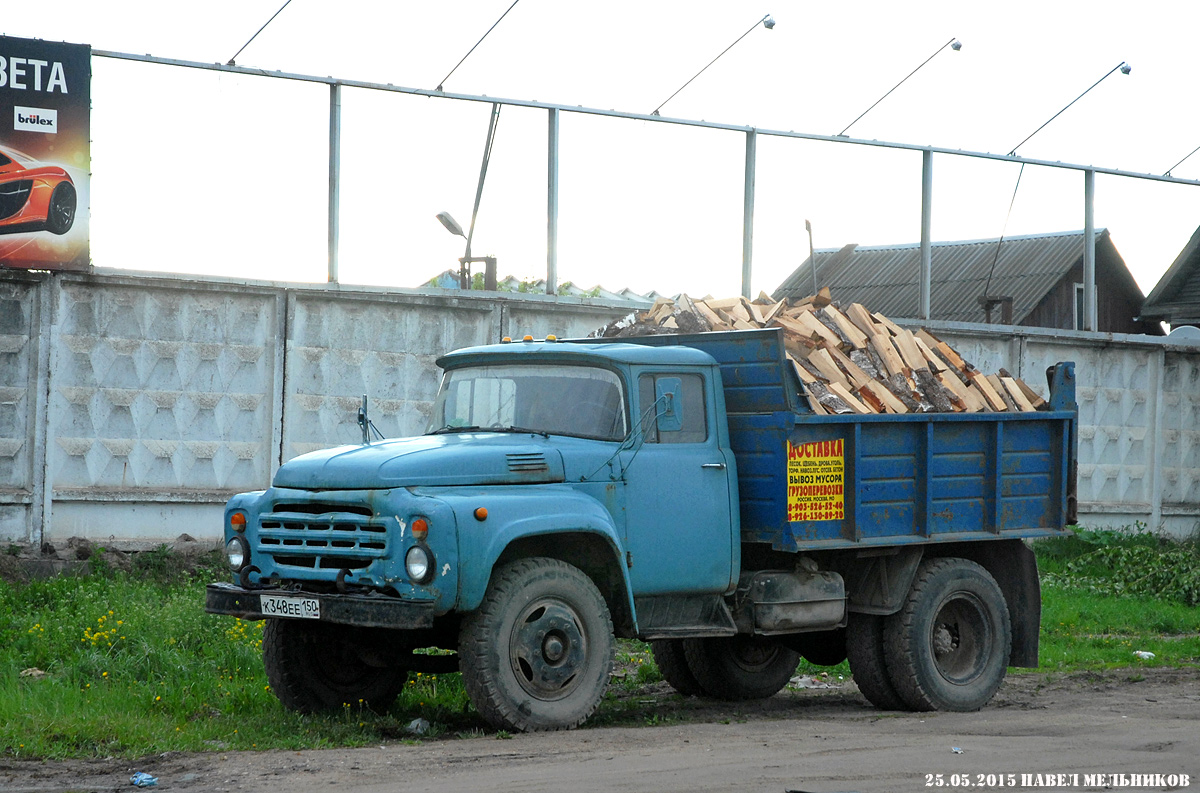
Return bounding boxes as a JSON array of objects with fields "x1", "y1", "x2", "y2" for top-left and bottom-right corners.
[{"x1": 1037, "y1": 524, "x2": 1200, "y2": 606}]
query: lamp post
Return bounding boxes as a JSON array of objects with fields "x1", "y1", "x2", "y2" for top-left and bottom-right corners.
[
  {"x1": 837, "y1": 37, "x2": 961, "y2": 137},
  {"x1": 805, "y1": 219, "x2": 817, "y2": 296},
  {"x1": 651, "y1": 13, "x2": 775, "y2": 117}
]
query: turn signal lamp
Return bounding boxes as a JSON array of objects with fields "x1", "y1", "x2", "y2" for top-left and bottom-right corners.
[
  {"x1": 230, "y1": 512, "x2": 247, "y2": 532},
  {"x1": 411, "y1": 517, "x2": 429, "y2": 541},
  {"x1": 474, "y1": 507, "x2": 488, "y2": 521}
]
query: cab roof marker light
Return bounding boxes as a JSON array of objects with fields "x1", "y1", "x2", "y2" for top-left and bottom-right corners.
[
  {"x1": 545, "y1": 334, "x2": 557, "y2": 342},
  {"x1": 501, "y1": 336, "x2": 512, "y2": 343},
  {"x1": 523, "y1": 335, "x2": 534, "y2": 342}
]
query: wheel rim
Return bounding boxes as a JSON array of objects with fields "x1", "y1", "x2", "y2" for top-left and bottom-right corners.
[
  {"x1": 509, "y1": 597, "x2": 588, "y2": 701},
  {"x1": 928, "y1": 592, "x2": 991, "y2": 685},
  {"x1": 49, "y1": 185, "x2": 75, "y2": 231},
  {"x1": 728, "y1": 636, "x2": 784, "y2": 673}
]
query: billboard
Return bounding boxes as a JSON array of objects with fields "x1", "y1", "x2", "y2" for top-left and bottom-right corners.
[{"x1": 0, "y1": 35, "x2": 90, "y2": 271}]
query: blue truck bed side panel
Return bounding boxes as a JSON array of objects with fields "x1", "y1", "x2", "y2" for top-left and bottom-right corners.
[{"x1": 576, "y1": 329, "x2": 1076, "y2": 552}]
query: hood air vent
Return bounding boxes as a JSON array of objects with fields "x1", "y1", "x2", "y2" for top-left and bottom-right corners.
[{"x1": 507, "y1": 452, "x2": 549, "y2": 472}]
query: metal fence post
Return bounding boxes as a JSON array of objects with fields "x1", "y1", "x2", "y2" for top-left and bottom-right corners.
[
  {"x1": 742, "y1": 129, "x2": 757, "y2": 299},
  {"x1": 920, "y1": 150, "x2": 933, "y2": 320},
  {"x1": 328, "y1": 83, "x2": 342, "y2": 284},
  {"x1": 1083, "y1": 169, "x2": 1096, "y2": 331},
  {"x1": 547, "y1": 107, "x2": 560, "y2": 296}
]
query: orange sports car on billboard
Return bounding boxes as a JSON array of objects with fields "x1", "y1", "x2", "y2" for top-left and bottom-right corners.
[{"x1": 0, "y1": 146, "x2": 77, "y2": 236}]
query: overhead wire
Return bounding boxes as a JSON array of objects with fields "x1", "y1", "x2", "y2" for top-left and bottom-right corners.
[
  {"x1": 436, "y1": 0, "x2": 521, "y2": 91},
  {"x1": 982, "y1": 162, "x2": 1026, "y2": 301},
  {"x1": 227, "y1": 0, "x2": 295, "y2": 65}
]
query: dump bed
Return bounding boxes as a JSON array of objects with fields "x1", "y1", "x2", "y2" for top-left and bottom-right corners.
[{"x1": 587, "y1": 328, "x2": 1077, "y2": 552}]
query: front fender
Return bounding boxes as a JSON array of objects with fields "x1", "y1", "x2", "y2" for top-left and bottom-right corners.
[{"x1": 411, "y1": 484, "x2": 636, "y2": 621}]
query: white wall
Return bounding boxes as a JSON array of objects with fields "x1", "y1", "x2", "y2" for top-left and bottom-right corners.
[{"x1": 3, "y1": 268, "x2": 1197, "y2": 546}]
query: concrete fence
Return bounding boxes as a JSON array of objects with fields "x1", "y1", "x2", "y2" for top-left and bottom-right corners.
[{"x1": 2, "y1": 268, "x2": 1197, "y2": 546}]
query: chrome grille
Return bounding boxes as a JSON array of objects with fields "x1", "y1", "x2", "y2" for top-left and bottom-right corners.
[{"x1": 257, "y1": 502, "x2": 387, "y2": 570}]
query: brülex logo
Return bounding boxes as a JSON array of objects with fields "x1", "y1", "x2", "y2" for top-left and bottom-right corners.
[{"x1": 14, "y1": 106, "x2": 57, "y2": 133}]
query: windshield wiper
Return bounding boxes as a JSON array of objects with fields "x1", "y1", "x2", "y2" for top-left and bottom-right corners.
[
  {"x1": 427, "y1": 424, "x2": 482, "y2": 435},
  {"x1": 489, "y1": 425, "x2": 550, "y2": 438}
]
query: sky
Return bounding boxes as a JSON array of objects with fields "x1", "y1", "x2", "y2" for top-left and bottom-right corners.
[{"x1": 6, "y1": 0, "x2": 1200, "y2": 302}]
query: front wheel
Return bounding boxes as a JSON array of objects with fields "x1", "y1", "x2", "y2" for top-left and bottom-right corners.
[
  {"x1": 262, "y1": 619, "x2": 408, "y2": 713},
  {"x1": 883, "y1": 558, "x2": 1012, "y2": 712},
  {"x1": 683, "y1": 635, "x2": 800, "y2": 700},
  {"x1": 459, "y1": 557, "x2": 614, "y2": 732},
  {"x1": 45, "y1": 181, "x2": 77, "y2": 235}
]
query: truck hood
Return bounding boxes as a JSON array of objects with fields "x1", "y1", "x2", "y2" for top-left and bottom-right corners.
[{"x1": 272, "y1": 433, "x2": 566, "y2": 490}]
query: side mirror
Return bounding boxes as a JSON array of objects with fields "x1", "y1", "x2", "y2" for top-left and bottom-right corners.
[{"x1": 655, "y1": 377, "x2": 683, "y2": 433}]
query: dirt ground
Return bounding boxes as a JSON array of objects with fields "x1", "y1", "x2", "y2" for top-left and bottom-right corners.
[{"x1": 3, "y1": 667, "x2": 1198, "y2": 793}]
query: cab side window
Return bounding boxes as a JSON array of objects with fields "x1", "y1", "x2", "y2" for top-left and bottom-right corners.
[{"x1": 638, "y1": 373, "x2": 708, "y2": 444}]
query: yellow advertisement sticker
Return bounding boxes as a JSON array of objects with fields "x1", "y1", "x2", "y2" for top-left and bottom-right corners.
[{"x1": 786, "y1": 439, "x2": 845, "y2": 522}]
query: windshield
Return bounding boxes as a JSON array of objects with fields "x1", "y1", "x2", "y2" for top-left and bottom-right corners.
[{"x1": 427, "y1": 363, "x2": 628, "y2": 441}]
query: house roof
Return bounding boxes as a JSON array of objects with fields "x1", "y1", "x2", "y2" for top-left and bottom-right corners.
[
  {"x1": 1141, "y1": 224, "x2": 1200, "y2": 324},
  {"x1": 773, "y1": 229, "x2": 1122, "y2": 324}
]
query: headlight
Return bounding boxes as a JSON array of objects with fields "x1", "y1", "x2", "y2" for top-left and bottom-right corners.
[
  {"x1": 405, "y1": 545, "x2": 434, "y2": 583},
  {"x1": 226, "y1": 536, "x2": 249, "y2": 571}
]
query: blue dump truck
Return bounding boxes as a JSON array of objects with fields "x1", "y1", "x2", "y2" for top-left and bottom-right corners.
[{"x1": 206, "y1": 328, "x2": 1077, "y2": 732}]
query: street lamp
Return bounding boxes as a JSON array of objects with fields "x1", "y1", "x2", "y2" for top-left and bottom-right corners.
[
  {"x1": 436, "y1": 211, "x2": 496, "y2": 291},
  {"x1": 651, "y1": 14, "x2": 775, "y2": 117},
  {"x1": 1009, "y1": 61, "x2": 1131, "y2": 155},
  {"x1": 837, "y1": 37, "x2": 962, "y2": 137}
]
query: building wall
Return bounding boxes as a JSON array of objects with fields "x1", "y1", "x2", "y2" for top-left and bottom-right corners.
[
  {"x1": 1, "y1": 268, "x2": 1196, "y2": 546},
  {"x1": 1021, "y1": 259, "x2": 1158, "y2": 335}
]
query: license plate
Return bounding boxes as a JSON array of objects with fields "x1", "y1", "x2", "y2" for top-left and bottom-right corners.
[{"x1": 260, "y1": 595, "x2": 320, "y2": 620}]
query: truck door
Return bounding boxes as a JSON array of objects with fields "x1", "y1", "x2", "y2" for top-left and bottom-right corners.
[{"x1": 620, "y1": 370, "x2": 736, "y2": 595}]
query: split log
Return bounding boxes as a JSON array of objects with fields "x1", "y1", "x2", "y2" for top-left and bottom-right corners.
[{"x1": 827, "y1": 382, "x2": 875, "y2": 414}]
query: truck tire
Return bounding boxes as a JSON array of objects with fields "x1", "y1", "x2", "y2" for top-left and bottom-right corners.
[
  {"x1": 650, "y1": 639, "x2": 704, "y2": 696},
  {"x1": 883, "y1": 558, "x2": 1012, "y2": 712},
  {"x1": 459, "y1": 557, "x2": 614, "y2": 732},
  {"x1": 262, "y1": 619, "x2": 407, "y2": 713},
  {"x1": 846, "y1": 613, "x2": 907, "y2": 710},
  {"x1": 682, "y1": 635, "x2": 800, "y2": 700}
]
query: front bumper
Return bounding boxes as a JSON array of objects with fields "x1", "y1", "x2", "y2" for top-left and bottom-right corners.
[{"x1": 205, "y1": 582, "x2": 436, "y2": 629}]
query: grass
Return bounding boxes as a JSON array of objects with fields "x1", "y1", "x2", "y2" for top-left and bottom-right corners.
[
  {"x1": 2, "y1": 526, "x2": 1197, "y2": 759},
  {"x1": 1031, "y1": 525, "x2": 1200, "y2": 670}
]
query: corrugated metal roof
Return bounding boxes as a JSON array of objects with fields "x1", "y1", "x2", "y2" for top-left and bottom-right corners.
[{"x1": 774, "y1": 229, "x2": 1111, "y2": 324}]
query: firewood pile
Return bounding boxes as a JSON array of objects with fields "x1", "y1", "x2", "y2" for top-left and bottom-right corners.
[{"x1": 591, "y1": 288, "x2": 1047, "y2": 415}]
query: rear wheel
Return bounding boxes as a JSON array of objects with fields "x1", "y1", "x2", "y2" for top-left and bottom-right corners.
[
  {"x1": 883, "y1": 558, "x2": 1011, "y2": 712},
  {"x1": 459, "y1": 557, "x2": 614, "y2": 732},
  {"x1": 262, "y1": 619, "x2": 407, "y2": 713},
  {"x1": 683, "y1": 635, "x2": 800, "y2": 700},
  {"x1": 846, "y1": 613, "x2": 906, "y2": 710},
  {"x1": 650, "y1": 639, "x2": 704, "y2": 696}
]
